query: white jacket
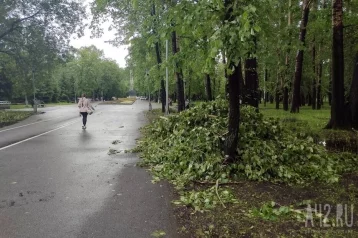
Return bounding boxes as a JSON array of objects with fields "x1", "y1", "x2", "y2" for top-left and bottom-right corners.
[{"x1": 78, "y1": 97, "x2": 92, "y2": 113}]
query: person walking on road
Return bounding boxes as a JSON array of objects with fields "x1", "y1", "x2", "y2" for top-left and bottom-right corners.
[{"x1": 78, "y1": 93, "x2": 93, "y2": 129}]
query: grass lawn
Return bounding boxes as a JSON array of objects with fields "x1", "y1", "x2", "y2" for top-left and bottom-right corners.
[
  {"x1": 46, "y1": 102, "x2": 75, "y2": 106},
  {"x1": 10, "y1": 104, "x2": 29, "y2": 109},
  {"x1": 260, "y1": 103, "x2": 357, "y2": 153},
  {"x1": 10, "y1": 102, "x2": 75, "y2": 109},
  {"x1": 260, "y1": 103, "x2": 331, "y2": 131},
  {"x1": 0, "y1": 111, "x2": 33, "y2": 128}
]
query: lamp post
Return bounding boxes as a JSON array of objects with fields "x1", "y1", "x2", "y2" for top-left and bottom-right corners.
[
  {"x1": 165, "y1": 39, "x2": 169, "y2": 115},
  {"x1": 32, "y1": 68, "x2": 37, "y2": 113}
]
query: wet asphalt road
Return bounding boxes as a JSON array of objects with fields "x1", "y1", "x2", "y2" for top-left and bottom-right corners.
[{"x1": 0, "y1": 101, "x2": 178, "y2": 238}]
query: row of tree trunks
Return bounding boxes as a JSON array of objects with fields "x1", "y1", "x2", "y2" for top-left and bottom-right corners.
[
  {"x1": 154, "y1": 40, "x2": 166, "y2": 112},
  {"x1": 151, "y1": 3, "x2": 166, "y2": 113},
  {"x1": 291, "y1": 0, "x2": 311, "y2": 113},
  {"x1": 171, "y1": 30, "x2": 185, "y2": 112}
]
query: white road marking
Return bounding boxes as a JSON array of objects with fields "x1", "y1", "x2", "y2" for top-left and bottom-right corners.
[
  {"x1": 0, "y1": 116, "x2": 68, "y2": 133},
  {"x1": 0, "y1": 119, "x2": 78, "y2": 151}
]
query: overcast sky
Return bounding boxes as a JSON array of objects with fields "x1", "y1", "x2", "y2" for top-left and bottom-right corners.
[{"x1": 70, "y1": 1, "x2": 128, "y2": 68}]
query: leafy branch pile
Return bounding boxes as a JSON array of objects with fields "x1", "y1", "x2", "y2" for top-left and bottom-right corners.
[
  {"x1": 136, "y1": 100, "x2": 348, "y2": 187},
  {"x1": 173, "y1": 187, "x2": 239, "y2": 212}
]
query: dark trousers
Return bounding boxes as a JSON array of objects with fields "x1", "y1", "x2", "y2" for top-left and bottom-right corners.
[{"x1": 80, "y1": 112, "x2": 88, "y2": 126}]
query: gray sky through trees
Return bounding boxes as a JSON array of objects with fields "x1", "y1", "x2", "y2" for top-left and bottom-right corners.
[{"x1": 70, "y1": 0, "x2": 128, "y2": 68}]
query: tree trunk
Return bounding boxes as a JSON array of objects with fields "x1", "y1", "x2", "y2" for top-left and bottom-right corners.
[
  {"x1": 155, "y1": 42, "x2": 166, "y2": 113},
  {"x1": 301, "y1": 91, "x2": 306, "y2": 106},
  {"x1": 291, "y1": 0, "x2": 311, "y2": 113},
  {"x1": 222, "y1": 50, "x2": 229, "y2": 97},
  {"x1": 151, "y1": 3, "x2": 166, "y2": 113},
  {"x1": 317, "y1": 59, "x2": 323, "y2": 109},
  {"x1": 243, "y1": 57, "x2": 259, "y2": 108},
  {"x1": 283, "y1": 87, "x2": 289, "y2": 111},
  {"x1": 307, "y1": 92, "x2": 312, "y2": 106},
  {"x1": 350, "y1": 52, "x2": 358, "y2": 129},
  {"x1": 171, "y1": 30, "x2": 185, "y2": 112},
  {"x1": 327, "y1": 0, "x2": 346, "y2": 129},
  {"x1": 283, "y1": 0, "x2": 292, "y2": 112},
  {"x1": 225, "y1": 61, "x2": 242, "y2": 161},
  {"x1": 264, "y1": 68, "x2": 268, "y2": 107},
  {"x1": 328, "y1": 84, "x2": 332, "y2": 106},
  {"x1": 223, "y1": 0, "x2": 241, "y2": 162},
  {"x1": 275, "y1": 70, "x2": 280, "y2": 109},
  {"x1": 205, "y1": 74, "x2": 213, "y2": 101},
  {"x1": 312, "y1": 42, "x2": 317, "y2": 109}
]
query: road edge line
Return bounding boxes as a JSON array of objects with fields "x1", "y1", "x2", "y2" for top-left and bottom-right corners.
[{"x1": 0, "y1": 119, "x2": 78, "y2": 151}]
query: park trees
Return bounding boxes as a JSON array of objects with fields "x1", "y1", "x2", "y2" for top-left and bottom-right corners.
[
  {"x1": 53, "y1": 46, "x2": 129, "y2": 101},
  {"x1": 0, "y1": 0, "x2": 86, "y2": 103},
  {"x1": 91, "y1": 0, "x2": 358, "y2": 162},
  {"x1": 0, "y1": 0, "x2": 85, "y2": 51}
]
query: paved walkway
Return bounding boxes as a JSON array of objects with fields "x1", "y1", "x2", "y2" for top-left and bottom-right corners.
[{"x1": 0, "y1": 101, "x2": 177, "y2": 238}]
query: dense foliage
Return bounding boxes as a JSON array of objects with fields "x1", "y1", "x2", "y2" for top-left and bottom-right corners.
[
  {"x1": 92, "y1": 0, "x2": 358, "y2": 107},
  {"x1": 0, "y1": 1, "x2": 129, "y2": 103}
]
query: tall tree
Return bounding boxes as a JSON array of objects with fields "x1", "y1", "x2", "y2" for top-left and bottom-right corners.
[
  {"x1": 349, "y1": 52, "x2": 358, "y2": 129},
  {"x1": 151, "y1": 2, "x2": 166, "y2": 113},
  {"x1": 283, "y1": 0, "x2": 292, "y2": 111},
  {"x1": 205, "y1": 74, "x2": 213, "y2": 101},
  {"x1": 327, "y1": 0, "x2": 345, "y2": 128},
  {"x1": 171, "y1": 30, "x2": 185, "y2": 112},
  {"x1": 291, "y1": 0, "x2": 312, "y2": 113}
]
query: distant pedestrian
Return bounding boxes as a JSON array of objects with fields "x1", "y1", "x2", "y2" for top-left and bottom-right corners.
[{"x1": 78, "y1": 93, "x2": 93, "y2": 129}]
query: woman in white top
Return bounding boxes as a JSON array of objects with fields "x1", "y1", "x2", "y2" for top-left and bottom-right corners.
[{"x1": 77, "y1": 93, "x2": 92, "y2": 129}]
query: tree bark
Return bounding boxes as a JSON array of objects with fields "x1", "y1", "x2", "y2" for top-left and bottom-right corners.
[
  {"x1": 312, "y1": 42, "x2": 317, "y2": 109},
  {"x1": 283, "y1": 0, "x2": 292, "y2": 112},
  {"x1": 350, "y1": 52, "x2": 358, "y2": 129},
  {"x1": 291, "y1": 0, "x2": 311, "y2": 113},
  {"x1": 317, "y1": 59, "x2": 323, "y2": 109},
  {"x1": 264, "y1": 68, "x2": 268, "y2": 107},
  {"x1": 225, "y1": 62, "x2": 242, "y2": 161},
  {"x1": 171, "y1": 30, "x2": 185, "y2": 112},
  {"x1": 243, "y1": 57, "x2": 259, "y2": 108},
  {"x1": 223, "y1": 0, "x2": 241, "y2": 162},
  {"x1": 327, "y1": 0, "x2": 346, "y2": 129},
  {"x1": 275, "y1": 70, "x2": 280, "y2": 109},
  {"x1": 205, "y1": 74, "x2": 213, "y2": 101},
  {"x1": 222, "y1": 50, "x2": 229, "y2": 97},
  {"x1": 328, "y1": 79, "x2": 332, "y2": 106}
]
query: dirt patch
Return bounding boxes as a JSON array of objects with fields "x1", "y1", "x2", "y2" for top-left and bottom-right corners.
[{"x1": 174, "y1": 175, "x2": 358, "y2": 237}]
